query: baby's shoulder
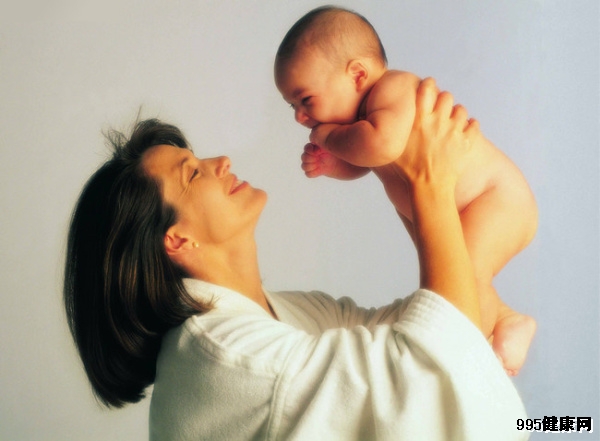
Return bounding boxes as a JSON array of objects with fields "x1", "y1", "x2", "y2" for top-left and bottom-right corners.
[
  {"x1": 379, "y1": 69, "x2": 421, "y2": 86},
  {"x1": 372, "y1": 70, "x2": 421, "y2": 98},
  {"x1": 384, "y1": 69, "x2": 421, "y2": 80}
]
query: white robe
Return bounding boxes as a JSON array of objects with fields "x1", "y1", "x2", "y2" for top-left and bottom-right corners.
[{"x1": 149, "y1": 279, "x2": 529, "y2": 440}]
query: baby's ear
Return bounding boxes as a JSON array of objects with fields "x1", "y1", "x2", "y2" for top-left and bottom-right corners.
[{"x1": 347, "y1": 60, "x2": 368, "y2": 90}]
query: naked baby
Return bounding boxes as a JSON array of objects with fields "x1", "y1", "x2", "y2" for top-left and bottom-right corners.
[{"x1": 274, "y1": 6, "x2": 538, "y2": 375}]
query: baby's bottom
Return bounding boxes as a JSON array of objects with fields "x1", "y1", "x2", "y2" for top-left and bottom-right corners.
[{"x1": 460, "y1": 184, "x2": 538, "y2": 376}]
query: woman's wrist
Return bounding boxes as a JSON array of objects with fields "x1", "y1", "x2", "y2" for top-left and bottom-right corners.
[{"x1": 408, "y1": 176, "x2": 455, "y2": 206}]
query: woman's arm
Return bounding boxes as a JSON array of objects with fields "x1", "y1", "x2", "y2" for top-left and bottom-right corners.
[{"x1": 395, "y1": 78, "x2": 482, "y2": 330}]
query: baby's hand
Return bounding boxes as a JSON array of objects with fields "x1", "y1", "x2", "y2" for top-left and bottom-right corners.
[{"x1": 301, "y1": 143, "x2": 341, "y2": 178}]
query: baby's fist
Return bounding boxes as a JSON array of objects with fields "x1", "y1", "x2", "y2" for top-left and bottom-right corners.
[{"x1": 301, "y1": 143, "x2": 337, "y2": 178}]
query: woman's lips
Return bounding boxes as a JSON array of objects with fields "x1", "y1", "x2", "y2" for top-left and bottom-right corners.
[{"x1": 230, "y1": 175, "x2": 248, "y2": 194}]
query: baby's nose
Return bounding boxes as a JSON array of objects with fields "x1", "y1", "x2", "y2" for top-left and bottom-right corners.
[
  {"x1": 295, "y1": 111, "x2": 316, "y2": 129},
  {"x1": 295, "y1": 108, "x2": 310, "y2": 125}
]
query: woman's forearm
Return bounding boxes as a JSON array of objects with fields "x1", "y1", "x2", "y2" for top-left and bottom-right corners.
[{"x1": 410, "y1": 182, "x2": 481, "y2": 330}]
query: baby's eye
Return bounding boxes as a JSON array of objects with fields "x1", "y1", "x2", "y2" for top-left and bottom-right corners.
[{"x1": 301, "y1": 97, "x2": 312, "y2": 106}]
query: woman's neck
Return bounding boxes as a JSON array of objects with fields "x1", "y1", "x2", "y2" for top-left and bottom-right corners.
[{"x1": 188, "y1": 237, "x2": 273, "y2": 317}]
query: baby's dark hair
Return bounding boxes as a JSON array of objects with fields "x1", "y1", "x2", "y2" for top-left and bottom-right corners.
[{"x1": 275, "y1": 5, "x2": 387, "y2": 68}]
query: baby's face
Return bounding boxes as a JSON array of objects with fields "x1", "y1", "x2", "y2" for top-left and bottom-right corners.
[{"x1": 275, "y1": 49, "x2": 362, "y2": 128}]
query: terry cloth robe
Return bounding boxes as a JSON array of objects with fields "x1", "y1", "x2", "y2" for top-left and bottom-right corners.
[{"x1": 149, "y1": 278, "x2": 529, "y2": 441}]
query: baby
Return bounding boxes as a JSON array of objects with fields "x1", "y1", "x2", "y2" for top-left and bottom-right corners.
[{"x1": 274, "y1": 6, "x2": 538, "y2": 375}]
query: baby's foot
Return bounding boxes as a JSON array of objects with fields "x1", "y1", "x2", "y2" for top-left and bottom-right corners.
[{"x1": 492, "y1": 312, "x2": 537, "y2": 376}]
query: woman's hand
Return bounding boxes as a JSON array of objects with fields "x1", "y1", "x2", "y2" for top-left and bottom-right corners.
[
  {"x1": 397, "y1": 78, "x2": 479, "y2": 193},
  {"x1": 401, "y1": 78, "x2": 482, "y2": 330}
]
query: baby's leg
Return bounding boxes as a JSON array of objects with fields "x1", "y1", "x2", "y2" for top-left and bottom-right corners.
[{"x1": 459, "y1": 185, "x2": 538, "y2": 376}]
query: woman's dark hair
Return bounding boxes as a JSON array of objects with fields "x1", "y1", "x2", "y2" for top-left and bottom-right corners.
[{"x1": 64, "y1": 119, "x2": 208, "y2": 408}]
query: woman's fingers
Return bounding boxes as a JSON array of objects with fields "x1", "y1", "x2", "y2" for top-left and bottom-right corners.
[
  {"x1": 465, "y1": 117, "x2": 479, "y2": 133},
  {"x1": 415, "y1": 77, "x2": 439, "y2": 116},
  {"x1": 417, "y1": 78, "x2": 460, "y2": 124},
  {"x1": 434, "y1": 91, "x2": 455, "y2": 119},
  {"x1": 451, "y1": 104, "x2": 468, "y2": 125}
]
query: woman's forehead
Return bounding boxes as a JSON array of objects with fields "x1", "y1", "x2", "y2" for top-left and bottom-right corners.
[
  {"x1": 144, "y1": 144, "x2": 191, "y2": 167},
  {"x1": 142, "y1": 144, "x2": 195, "y2": 187}
]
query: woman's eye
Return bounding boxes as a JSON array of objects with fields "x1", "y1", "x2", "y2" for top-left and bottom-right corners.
[{"x1": 190, "y1": 169, "x2": 199, "y2": 180}]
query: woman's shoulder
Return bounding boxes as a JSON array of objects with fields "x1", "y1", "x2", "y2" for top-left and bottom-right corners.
[
  {"x1": 268, "y1": 289, "x2": 411, "y2": 331},
  {"x1": 269, "y1": 289, "x2": 351, "y2": 314},
  {"x1": 269, "y1": 289, "x2": 360, "y2": 325}
]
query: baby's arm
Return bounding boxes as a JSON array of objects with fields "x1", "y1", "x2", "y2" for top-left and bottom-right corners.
[
  {"x1": 301, "y1": 143, "x2": 370, "y2": 180},
  {"x1": 311, "y1": 71, "x2": 420, "y2": 167}
]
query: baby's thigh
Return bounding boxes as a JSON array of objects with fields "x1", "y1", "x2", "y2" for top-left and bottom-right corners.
[{"x1": 459, "y1": 185, "x2": 538, "y2": 279}]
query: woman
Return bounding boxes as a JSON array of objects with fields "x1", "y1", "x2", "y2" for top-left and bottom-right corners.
[{"x1": 64, "y1": 79, "x2": 527, "y2": 440}]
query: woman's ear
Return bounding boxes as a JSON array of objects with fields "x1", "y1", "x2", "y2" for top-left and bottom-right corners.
[
  {"x1": 164, "y1": 227, "x2": 193, "y2": 257},
  {"x1": 347, "y1": 59, "x2": 368, "y2": 91}
]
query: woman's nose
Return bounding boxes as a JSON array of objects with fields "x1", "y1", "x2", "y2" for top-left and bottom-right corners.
[{"x1": 214, "y1": 156, "x2": 231, "y2": 177}]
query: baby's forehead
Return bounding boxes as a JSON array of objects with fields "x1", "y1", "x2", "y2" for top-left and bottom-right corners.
[
  {"x1": 282, "y1": 44, "x2": 333, "y2": 68},
  {"x1": 274, "y1": 49, "x2": 311, "y2": 80}
]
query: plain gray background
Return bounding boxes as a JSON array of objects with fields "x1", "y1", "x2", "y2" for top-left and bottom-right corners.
[{"x1": 1, "y1": 0, "x2": 598, "y2": 439}]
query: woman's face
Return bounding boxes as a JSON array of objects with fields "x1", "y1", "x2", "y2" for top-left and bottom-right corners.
[{"x1": 142, "y1": 144, "x2": 267, "y2": 247}]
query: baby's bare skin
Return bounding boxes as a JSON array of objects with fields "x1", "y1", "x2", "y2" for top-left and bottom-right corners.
[
  {"x1": 298, "y1": 86, "x2": 538, "y2": 375},
  {"x1": 374, "y1": 131, "x2": 537, "y2": 375},
  {"x1": 277, "y1": 36, "x2": 537, "y2": 376}
]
